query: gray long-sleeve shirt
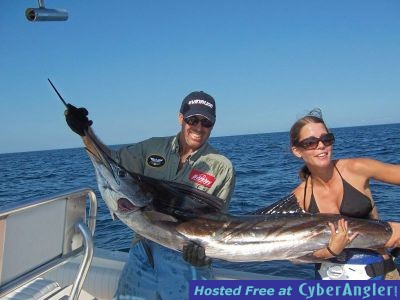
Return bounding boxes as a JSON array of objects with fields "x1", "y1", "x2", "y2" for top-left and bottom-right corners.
[{"x1": 112, "y1": 133, "x2": 235, "y2": 211}]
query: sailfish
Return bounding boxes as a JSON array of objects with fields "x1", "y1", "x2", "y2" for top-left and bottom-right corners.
[{"x1": 49, "y1": 79, "x2": 397, "y2": 263}]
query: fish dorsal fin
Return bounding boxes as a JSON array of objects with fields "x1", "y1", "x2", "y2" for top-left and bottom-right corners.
[
  {"x1": 251, "y1": 193, "x2": 307, "y2": 215},
  {"x1": 85, "y1": 130, "x2": 224, "y2": 218},
  {"x1": 161, "y1": 180, "x2": 225, "y2": 211},
  {"x1": 132, "y1": 174, "x2": 224, "y2": 214}
]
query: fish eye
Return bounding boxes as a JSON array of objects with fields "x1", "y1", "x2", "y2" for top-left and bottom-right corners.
[{"x1": 118, "y1": 169, "x2": 127, "y2": 177}]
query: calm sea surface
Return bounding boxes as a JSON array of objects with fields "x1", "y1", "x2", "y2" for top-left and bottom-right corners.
[{"x1": 1, "y1": 123, "x2": 400, "y2": 279}]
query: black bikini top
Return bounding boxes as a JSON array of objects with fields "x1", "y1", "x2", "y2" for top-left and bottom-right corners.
[{"x1": 305, "y1": 164, "x2": 373, "y2": 218}]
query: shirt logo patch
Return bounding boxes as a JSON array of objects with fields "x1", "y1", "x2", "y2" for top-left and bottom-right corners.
[
  {"x1": 147, "y1": 155, "x2": 166, "y2": 167},
  {"x1": 189, "y1": 169, "x2": 215, "y2": 188}
]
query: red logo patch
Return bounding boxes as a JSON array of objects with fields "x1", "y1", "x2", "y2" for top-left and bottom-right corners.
[{"x1": 189, "y1": 169, "x2": 215, "y2": 188}]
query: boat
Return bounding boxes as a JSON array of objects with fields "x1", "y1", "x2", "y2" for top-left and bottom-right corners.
[{"x1": 0, "y1": 188, "x2": 292, "y2": 300}]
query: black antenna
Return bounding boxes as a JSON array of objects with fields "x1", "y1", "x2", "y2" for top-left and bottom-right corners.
[{"x1": 48, "y1": 78, "x2": 68, "y2": 107}]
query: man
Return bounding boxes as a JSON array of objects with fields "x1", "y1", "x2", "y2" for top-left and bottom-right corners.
[{"x1": 65, "y1": 91, "x2": 235, "y2": 299}]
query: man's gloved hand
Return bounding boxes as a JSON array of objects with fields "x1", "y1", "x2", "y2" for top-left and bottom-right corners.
[
  {"x1": 182, "y1": 242, "x2": 211, "y2": 267},
  {"x1": 64, "y1": 104, "x2": 93, "y2": 136}
]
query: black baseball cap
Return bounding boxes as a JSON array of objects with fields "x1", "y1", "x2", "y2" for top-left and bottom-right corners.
[{"x1": 180, "y1": 91, "x2": 216, "y2": 124}]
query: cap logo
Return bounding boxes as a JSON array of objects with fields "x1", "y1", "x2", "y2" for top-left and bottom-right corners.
[
  {"x1": 189, "y1": 169, "x2": 215, "y2": 188},
  {"x1": 188, "y1": 99, "x2": 214, "y2": 109}
]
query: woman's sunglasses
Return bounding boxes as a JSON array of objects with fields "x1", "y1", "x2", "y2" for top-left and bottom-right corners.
[
  {"x1": 184, "y1": 116, "x2": 214, "y2": 128},
  {"x1": 296, "y1": 133, "x2": 335, "y2": 150}
]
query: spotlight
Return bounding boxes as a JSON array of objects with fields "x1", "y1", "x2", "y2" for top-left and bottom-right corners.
[{"x1": 25, "y1": 0, "x2": 68, "y2": 22}]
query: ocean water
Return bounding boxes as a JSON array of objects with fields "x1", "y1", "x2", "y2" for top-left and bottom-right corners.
[{"x1": 1, "y1": 123, "x2": 400, "y2": 279}]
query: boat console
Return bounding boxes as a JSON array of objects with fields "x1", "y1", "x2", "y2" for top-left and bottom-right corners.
[{"x1": 0, "y1": 188, "x2": 97, "y2": 299}]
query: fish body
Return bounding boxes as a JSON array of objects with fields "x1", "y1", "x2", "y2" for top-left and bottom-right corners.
[
  {"x1": 85, "y1": 130, "x2": 392, "y2": 263},
  {"x1": 176, "y1": 213, "x2": 391, "y2": 262},
  {"x1": 48, "y1": 80, "x2": 393, "y2": 263},
  {"x1": 49, "y1": 79, "x2": 393, "y2": 263}
]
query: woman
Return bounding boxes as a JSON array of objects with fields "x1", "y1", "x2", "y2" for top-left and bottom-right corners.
[{"x1": 289, "y1": 109, "x2": 400, "y2": 280}]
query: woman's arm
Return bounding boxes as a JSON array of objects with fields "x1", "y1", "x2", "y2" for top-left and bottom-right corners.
[{"x1": 351, "y1": 158, "x2": 400, "y2": 185}]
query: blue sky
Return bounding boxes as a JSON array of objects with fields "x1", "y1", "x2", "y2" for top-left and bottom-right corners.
[{"x1": 1, "y1": 0, "x2": 399, "y2": 154}]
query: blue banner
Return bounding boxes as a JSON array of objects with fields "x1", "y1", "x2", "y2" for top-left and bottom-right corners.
[{"x1": 189, "y1": 280, "x2": 400, "y2": 300}]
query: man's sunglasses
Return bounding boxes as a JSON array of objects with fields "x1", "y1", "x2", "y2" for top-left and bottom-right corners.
[
  {"x1": 184, "y1": 116, "x2": 214, "y2": 128},
  {"x1": 296, "y1": 133, "x2": 335, "y2": 150}
]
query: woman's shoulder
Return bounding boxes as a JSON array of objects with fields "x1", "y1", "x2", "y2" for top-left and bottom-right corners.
[{"x1": 336, "y1": 157, "x2": 376, "y2": 174}]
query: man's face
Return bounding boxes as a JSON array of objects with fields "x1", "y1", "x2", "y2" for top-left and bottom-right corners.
[{"x1": 179, "y1": 113, "x2": 214, "y2": 151}]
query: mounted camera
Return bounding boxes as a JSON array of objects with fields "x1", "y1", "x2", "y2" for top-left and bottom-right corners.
[{"x1": 25, "y1": 0, "x2": 68, "y2": 22}]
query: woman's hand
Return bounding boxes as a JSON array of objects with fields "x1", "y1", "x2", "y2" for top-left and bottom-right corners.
[
  {"x1": 313, "y1": 218, "x2": 358, "y2": 259},
  {"x1": 327, "y1": 219, "x2": 358, "y2": 257}
]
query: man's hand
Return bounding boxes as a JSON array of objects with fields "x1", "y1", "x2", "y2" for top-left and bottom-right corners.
[
  {"x1": 65, "y1": 104, "x2": 93, "y2": 136},
  {"x1": 182, "y1": 242, "x2": 211, "y2": 267}
]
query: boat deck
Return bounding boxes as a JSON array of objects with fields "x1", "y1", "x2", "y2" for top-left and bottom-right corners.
[{"x1": 0, "y1": 188, "x2": 291, "y2": 300}]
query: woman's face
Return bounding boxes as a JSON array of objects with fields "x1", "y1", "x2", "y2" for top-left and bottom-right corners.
[{"x1": 292, "y1": 122, "x2": 334, "y2": 169}]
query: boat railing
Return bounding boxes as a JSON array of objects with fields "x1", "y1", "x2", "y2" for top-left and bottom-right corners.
[{"x1": 0, "y1": 187, "x2": 97, "y2": 300}]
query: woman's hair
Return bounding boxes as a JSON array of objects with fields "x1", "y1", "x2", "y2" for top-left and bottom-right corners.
[{"x1": 290, "y1": 108, "x2": 329, "y2": 181}]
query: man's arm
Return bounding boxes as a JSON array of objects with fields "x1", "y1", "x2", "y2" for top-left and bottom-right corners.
[
  {"x1": 215, "y1": 166, "x2": 236, "y2": 211},
  {"x1": 65, "y1": 105, "x2": 140, "y2": 216}
]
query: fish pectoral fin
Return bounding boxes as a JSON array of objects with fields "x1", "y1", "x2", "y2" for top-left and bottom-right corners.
[
  {"x1": 144, "y1": 211, "x2": 178, "y2": 222},
  {"x1": 290, "y1": 254, "x2": 318, "y2": 264},
  {"x1": 290, "y1": 258, "x2": 305, "y2": 265}
]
